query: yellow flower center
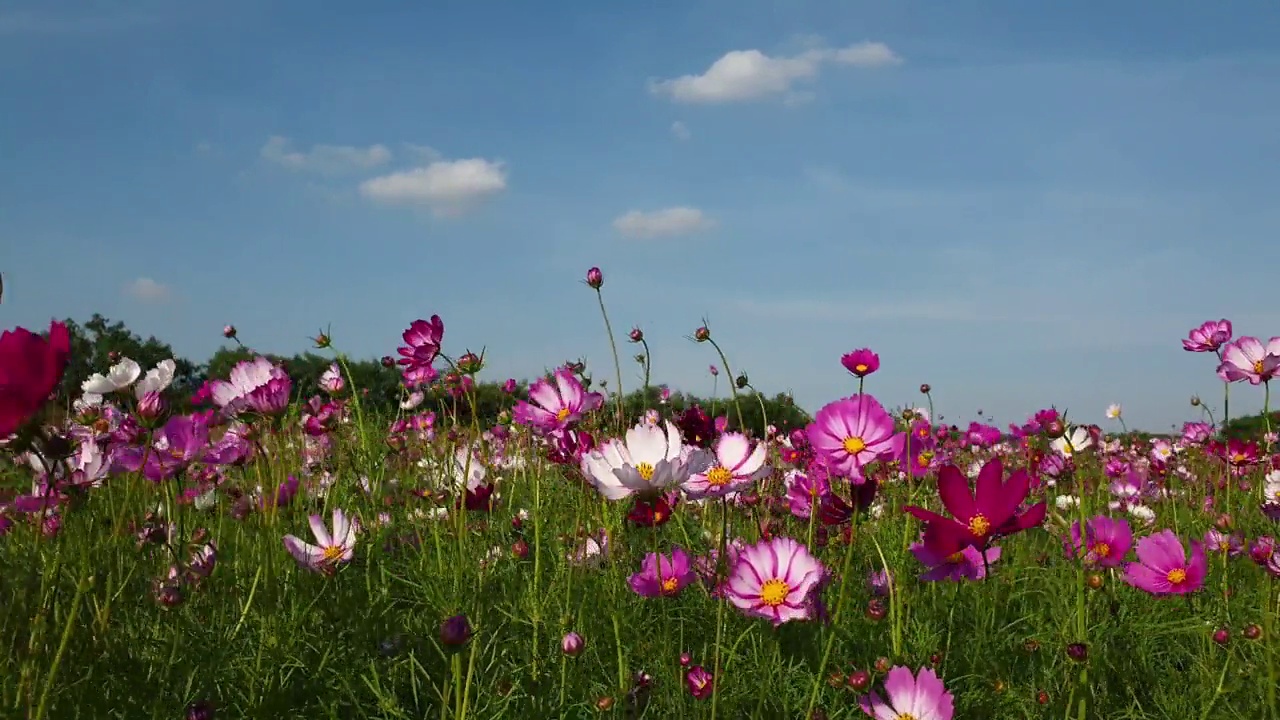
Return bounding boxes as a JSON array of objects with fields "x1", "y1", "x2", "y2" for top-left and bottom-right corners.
[
  {"x1": 916, "y1": 451, "x2": 934, "y2": 466},
  {"x1": 1232, "y1": 453, "x2": 1246, "y2": 464},
  {"x1": 899, "y1": 715, "x2": 918, "y2": 720},
  {"x1": 759, "y1": 578, "x2": 790, "y2": 606},
  {"x1": 854, "y1": 363, "x2": 868, "y2": 373},
  {"x1": 556, "y1": 407, "x2": 571, "y2": 421},
  {"x1": 636, "y1": 462, "x2": 655, "y2": 481},
  {"x1": 321, "y1": 545, "x2": 345, "y2": 565},
  {"x1": 661, "y1": 576, "x2": 679, "y2": 594},
  {"x1": 842, "y1": 436, "x2": 866, "y2": 455},
  {"x1": 706, "y1": 466, "x2": 733, "y2": 486},
  {"x1": 1254, "y1": 360, "x2": 1266, "y2": 374},
  {"x1": 1167, "y1": 568, "x2": 1187, "y2": 585},
  {"x1": 1092, "y1": 542, "x2": 1110, "y2": 558},
  {"x1": 945, "y1": 551, "x2": 966, "y2": 563},
  {"x1": 967, "y1": 514, "x2": 991, "y2": 537},
  {"x1": 1273, "y1": 490, "x2": 1280, "y2": 502}
]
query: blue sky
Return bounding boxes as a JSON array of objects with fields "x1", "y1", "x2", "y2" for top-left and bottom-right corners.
[{"x1": 3, "y1": 0, "x2": 1280, "y2": 431}]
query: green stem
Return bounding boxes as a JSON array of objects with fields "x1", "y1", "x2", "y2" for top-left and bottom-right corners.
[{"x1": 594, "y1": 289, "x2": 625, "y2": 429}]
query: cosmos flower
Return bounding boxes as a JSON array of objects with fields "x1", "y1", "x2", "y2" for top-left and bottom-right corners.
[
  {"x1": 580, "y1": 420, "x2": 707, "y2": 500},
  {"x1": 724, "y1": 536, "x2": 825, "y2": 626},
  {"x1": 1066, "y1": 515, "x2": 1132, "y2": 568},
  {"x1": 319, "y1": 362, "x2": 345, "y2": 394},
  {"x1": 512, "y1": 368, "x2": 603, "y2": 434},
  {"x1": 904, "y1": 457, "x2": 1046, "y2": 551},
  {"x1": 1217, "y1": 336, "x2": 1280, "y2": 385},
  {"x1": 682, "y1": 432, "x2": 770, "y2": 500},
  {"x1": 210, "y1": 357, "x2": 292, "y2": 416},
  {"x1": 282, "y1": 508, "x2": 357, "y2": 574},
  {"x1": 1182, "y1": 319, "x2": 1232, "y2": 353},
  {"x1": 840, "y1": 348, "x2": 880, "y2": 378},
  {"x1": 82, "y1": 357, "x2": 142, "y2": 396},
  {"x1": 806, "y1": 394, "x2": 904, "y2": 479},
  {"x1": 628, "y1": 547, "x2": 696, "y2": 597},
  {"x1": 397, "y1": 316, "x2": 445, "y2": 373},
  {"x1": 0, "y1": 321, "x2": 71, "y2": 438},
  {"x1": 859, "y1": 665, "x2": 954, "y2": 720},
  {"x1": 1050, "y1": 426, "x2": 1093, "y2": 458},
  {"x1": 1123, "y1": 529, "x2": 1206, "y2": 596},
  {"x1": 909, "y1": 533, "x2": 1001, "y2": 582}
]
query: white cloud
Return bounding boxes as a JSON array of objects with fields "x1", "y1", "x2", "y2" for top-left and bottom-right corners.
[
  {"x1": 261, "y1": 136, "x2": 391, "y2": 175},
  {"x1": 670, "y1": 121, "x2": 691, "y2": 141},
  {"x1": 125, "y1": 277, "x2": 171, "y2": 302},
  {"x1": 613, "y1": 207, "x2": 716, "y2": 239},
  {"x1": 359, "y1": 158, "x2": 508, "y2": 217},
  {"x1": 403, "y1": 143, "x2": 443, "y2": 163},
  {"x1": 649, "y1": 41, "x2": 901, "y2": 104}
]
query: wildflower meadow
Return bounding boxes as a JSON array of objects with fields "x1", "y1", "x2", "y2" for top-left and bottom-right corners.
[{"x1": 4, "y1": 273, "x2": 1280, "y2": 719}]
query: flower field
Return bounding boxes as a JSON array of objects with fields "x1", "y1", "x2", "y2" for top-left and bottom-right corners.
[{"x1": 2, "y1": 274, "x2": 1279, "y2": 719}]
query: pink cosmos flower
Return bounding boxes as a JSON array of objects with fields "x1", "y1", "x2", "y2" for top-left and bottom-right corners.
[
  {"x1": 909, "y1": 535, "x2": 1001, "y2": 582},
  {"x1": 397, "y1": 316, "x2": 445, "y2": 372},
  {"x1": 1123, "y1": 529, "x2": 1206, "y2": 596},
  {"x1": 724, "y1": 536, "x2": 825, "y2": 626},
  {"x1": 283, "y1": 509, "x2": 357, "y2": 575},
  {"x1": 683, "y1": 431, "x2": 770, "y2": 500},
  {"x1": 1066, "y1": 515, "x2": 1132, "y2": 568},
  {"x1": 1182, "y1": 319, "x2": 1232, "y2": 353},
  {"x1": 318, "y1": 362, "x2": 344, "y2": 394},
  {"x1": 512, "y1": 368, "x2": 602, "y2": 434},
  {"x1": 1217, "y1": 336, "x2": 1280, "y2": 385},
  {"x1": 859, "y1": 665, "x2": 954, "y2": 720},
  {"x1": 628, "y1": 547, "x2": 696, "y2": 597},
  {"x1": 210, "y1": 357, "x2": 292, "y2": 416},
  {"x1": 840, "y1": 348, "x2": 880, "y2": 378},
  {"x1": 806, "y1": 394, "x2": 904, "y2": 479}
]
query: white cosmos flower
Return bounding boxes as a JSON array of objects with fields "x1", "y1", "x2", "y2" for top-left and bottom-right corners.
[
  {"x1": 1050, "y1": 427, "x2": 1093, "y2": 458},
  {"x1": 400, "y1": 391, "x2": 424, "y2": 410},
  {"x1": 1264, "y1": 470, "x2": 1280, "y2": 504},
  {"x1": 1105, "y1": 403, "x2": 1122, "y2": 420},
  {"x1": 82, "y1": 357, "x2": 142, "y2": 395},
  {"x1": 135, "y1": 359, "x2": 176, "y2": 399},
  {"x1": 580, "y1": 420, "x2": 704, "y2": 500}
]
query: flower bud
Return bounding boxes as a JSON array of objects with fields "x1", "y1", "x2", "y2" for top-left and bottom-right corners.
[
  {"x1": 561, "y1": 631, "x2": 584, "y2": 657},
  {"x1": 694, "y1": 326, "x2": 710, "y2": 342},
  {"x1": 919, "y1": 383, "x2": 931, "y2": 394},
  {"x1": 585, "y1": 267, "x2": 603, "y2": 289},
  {"x1": 440, "y1": 613, "x2": 473, "y2": 647},
  {"x1": 222, "y1": 325, "x2": 237, "y2": 339}
]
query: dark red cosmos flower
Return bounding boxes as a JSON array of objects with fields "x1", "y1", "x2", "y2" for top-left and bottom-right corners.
[
  {"x1": 0, "y1": 320, "x2": 71, "y2": 438},
  {"x1": 904, "y1": 457, "x2": 1046, "y2": 550}
]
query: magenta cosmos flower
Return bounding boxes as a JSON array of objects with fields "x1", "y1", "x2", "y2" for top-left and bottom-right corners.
[
  {"x1": 683, "y1": 431, "x2": 770, "y2": 500},
  {"x1": 397, "y1": 316, "x2": 445, "y2": 372},
  {"x1": 1123, "y1": 529, "x2": 1206, "y2": 596},
  {"x1": 1066, "y1": 515, "x2": 1133, "y2": 568},
  {"x1": 859, "y1": 665, "x2": 954, "y2": 720},
  {"x1": 904, "y1": 457, "x2": 1046, "y2": 550},
  {"x1": 512, "y1": 367, "x2": 603, "y2": 434},
  {"x1": 1182, "y1": 319, "x2": 1232, "y2": 353},
  {"x1": 806, "y1": 394, "x2": 904, "y2": 479},
  {"x1": 628, "y1": 547, "x2": 696, "y2": 597},
  {"x1": 841, "y1": 348, "x2": 880, "y2": 378},
  {"x1": 724, "y1": 537, "x2": 825, "y2": 626},
  {"x1": 283, "y1": 509, "x2": 357, "y2": 575},
  {"x1": 0, "y1": 320, "x2": 71, "y2": 438},
  {"x1": 909, "y1": 531, "x2": 1001, "y2": 582},
  {"x1": 1217, "y1": 336, "x2": 1280, "y2": 385}
]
